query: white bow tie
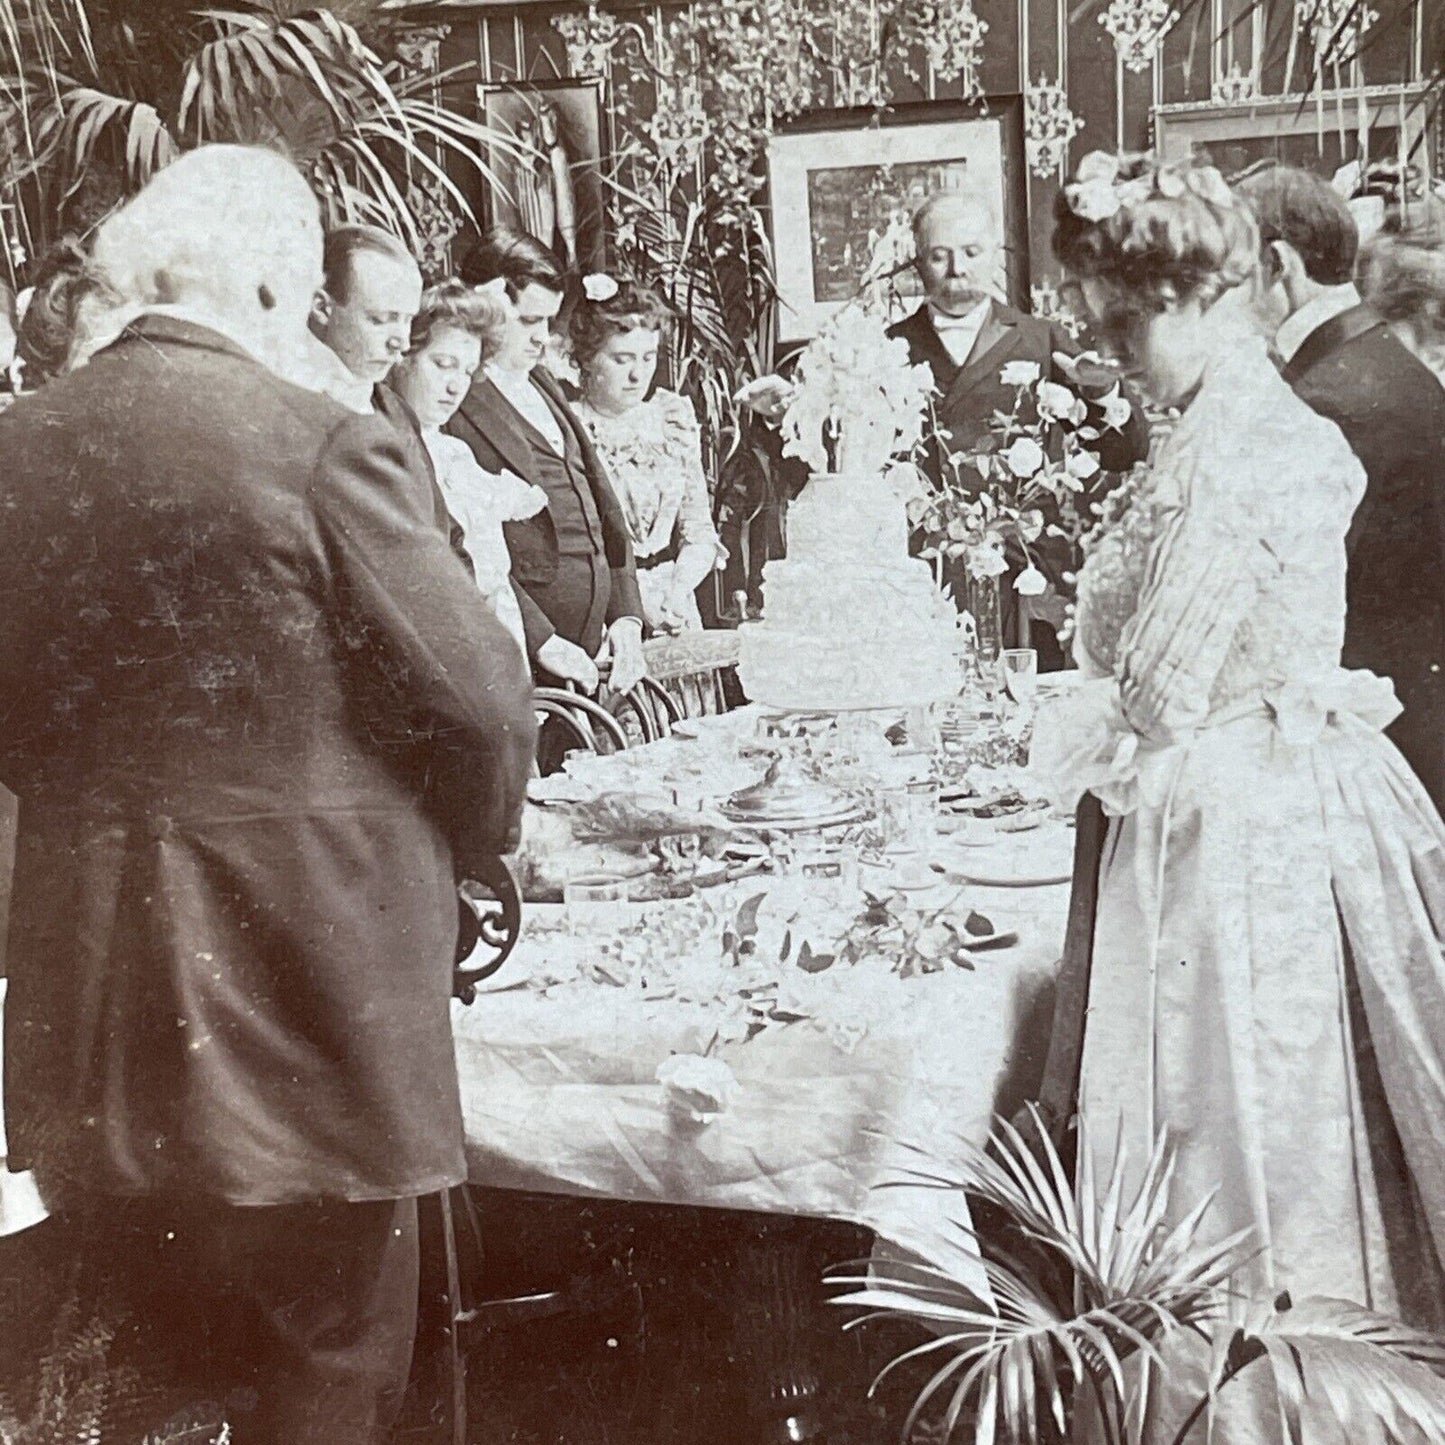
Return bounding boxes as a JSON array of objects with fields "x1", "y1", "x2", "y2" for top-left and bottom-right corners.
[{"x1": 931, "y1": 310, "x2": 981, "y2": 332}]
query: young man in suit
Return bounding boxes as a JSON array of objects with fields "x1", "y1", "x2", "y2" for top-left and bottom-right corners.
[
  {"x1": 306, "y1": 223, "x2": 474, "y2": 572},
  {"x1": 0, "y1": 145, "x2": 536, "y2": 1442},
  {"x1": 446, "y1": 228, "x2": 647, "y2": 697},
  {"x1": 1239, "y1": 165, "x2": 1445, "y2": 809},
  {"x1": 887, "y1": 190, "x2": 1150, "y2": 668}
]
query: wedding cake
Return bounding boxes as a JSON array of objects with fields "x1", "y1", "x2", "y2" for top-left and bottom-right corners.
[{"x1": 738, "y1": 469, "x2": 961, "y2": 711}]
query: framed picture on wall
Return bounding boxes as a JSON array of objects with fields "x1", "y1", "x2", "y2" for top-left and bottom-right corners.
[
  {"x1": 765, "y1": 98, "x2": 1028, "y2": 345},
  {"x1": 477, "y1": 77, "x2": 610, "y2": 274},
  {"x1": 1153, "y1": 84, "x2": 1436, "y2": 184}
]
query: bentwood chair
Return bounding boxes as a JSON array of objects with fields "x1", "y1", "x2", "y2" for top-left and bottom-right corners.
[
  {"x1": 533, "y1": 686, "x2": 630, "y2": 766},
  {"x1": 604, "y1": 676, "x2": 683, "y2": 744},
  {"x1": 641, "y1": 630, "x2": 743, "y2": 719}
]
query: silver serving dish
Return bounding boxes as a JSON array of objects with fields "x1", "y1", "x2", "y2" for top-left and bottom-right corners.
[{"x1": 721, "y1": 756, "x2": 870, "y2": 830}]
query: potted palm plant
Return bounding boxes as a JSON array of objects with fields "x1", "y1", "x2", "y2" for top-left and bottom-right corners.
[
  {"x1": 0, "y1": 1, "x2": 511, "y2": 276},
  {"x1": 830, "y1": 1110, "x2": 1445, "y2": 1443}
]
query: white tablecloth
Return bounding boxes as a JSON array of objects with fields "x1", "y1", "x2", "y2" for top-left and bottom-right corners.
[{"x1": 453, "y1": 871, "x2": 1069, "y2": 1283}]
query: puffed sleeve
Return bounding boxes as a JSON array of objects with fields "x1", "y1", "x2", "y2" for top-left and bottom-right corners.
[
  {"x1": 1115, "y1": 507, "x2": 1278, "y2": 740},
  {"x1": 660, "y1": 391, "x2": 721, "y2": 551}
]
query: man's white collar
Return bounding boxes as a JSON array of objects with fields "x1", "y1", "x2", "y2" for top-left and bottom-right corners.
[{"x1": 1276, "y1": 283, "x2": 1361, "y2": 364}]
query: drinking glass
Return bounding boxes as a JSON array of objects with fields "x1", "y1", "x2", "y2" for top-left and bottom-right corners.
[
  {"x1": 999, "y1": 649, "x2": 1039, "y2": 707},
  {"x1": 563, "y1": 873, "x2": 632, "y2": 928}
]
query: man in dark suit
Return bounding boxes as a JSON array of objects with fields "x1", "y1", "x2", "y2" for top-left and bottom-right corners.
[
  {"x1": 888, "y1": 191, "x2": 1150, "y2": 668},
  {"x1": 307, "y1": 222, "x2": 474, "y2": 571},
  {"x1": 446, "y1": 228, "x2": 647, "y2": 697},
  {"x1": 1239, "y1": 165, "x2": 1445, "y2": 809},
  {"x1": 0, "y1": 146, "x2": 535, "y2": 1442}
]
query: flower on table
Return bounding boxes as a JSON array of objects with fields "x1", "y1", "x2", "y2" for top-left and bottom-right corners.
[
  {"x1": 999, "y1": 359, "x2": 1042, "y2": 388},
  {"x1": 657, "y1": 1053, "x2": 738, "y2": 1125},
  {"x1": 1005, "y1": 436, "x2": 1045, "y2": 478},
  {"x1": 1014, "y1": 564, "x2": 1049, "y2": 596}
]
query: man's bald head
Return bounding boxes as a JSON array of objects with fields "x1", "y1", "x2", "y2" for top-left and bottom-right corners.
[
  {"x1": 911, "y1": 188, "x2": 1004, "y2": 315},
  {"x1": 90, "y1": 144, "x2": 323, "y2": 362}
]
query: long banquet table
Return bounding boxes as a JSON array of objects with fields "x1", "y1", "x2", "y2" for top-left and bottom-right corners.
[{"x1": 451, "y1": 704, "x2": 1074, "y2": 1287}]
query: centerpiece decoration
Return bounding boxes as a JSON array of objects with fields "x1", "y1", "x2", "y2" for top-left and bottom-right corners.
[
  {"x1": 910, "y1": 357, "x2": 1130, "y2": 660},
  {"x1": 737, "y1": 301, "x2": 961, "y2": 716}
]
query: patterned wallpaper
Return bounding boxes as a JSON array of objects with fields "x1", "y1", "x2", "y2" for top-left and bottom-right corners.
[{"x1": 429, "y1": 0, "x2": 1431, "y2": 302}]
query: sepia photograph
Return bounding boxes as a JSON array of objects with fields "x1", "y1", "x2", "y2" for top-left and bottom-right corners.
[{"x1": 0, "y1": 1, "x2": 1443, "y2": 1444}]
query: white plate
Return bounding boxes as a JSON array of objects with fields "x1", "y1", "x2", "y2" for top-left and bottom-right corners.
[{"x1": 934, "y1": 825, "x2": 1074, "y2": 888}]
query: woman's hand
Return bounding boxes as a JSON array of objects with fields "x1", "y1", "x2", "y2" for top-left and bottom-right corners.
[
  {"x1": 599, "y1": 617, "x2": 647, "y2": 694},
  {"x1": 536, "y1": 635, "x2": 600, "y2": 693}
]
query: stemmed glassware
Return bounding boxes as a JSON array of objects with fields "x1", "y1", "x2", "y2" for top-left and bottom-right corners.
[{"x1": 999, "y1": 648, "x2": 1038, "y2": 708}]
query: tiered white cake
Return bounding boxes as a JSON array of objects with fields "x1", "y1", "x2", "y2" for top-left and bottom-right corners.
[{"x1": 738, "y1": 471, "x2": 961, "y2": 712}]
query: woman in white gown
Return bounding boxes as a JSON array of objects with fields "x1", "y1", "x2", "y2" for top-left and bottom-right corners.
[
  {"x1": 1033, "y1": 152, "x2": 1445, "y2": 1434},
  {"x1": 388, "y1": 280, "x2": 545, "y2": 655}
]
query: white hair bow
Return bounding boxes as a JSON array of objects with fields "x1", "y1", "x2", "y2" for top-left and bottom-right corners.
[{"x1": 583, "y1": 273, "x2": 619, "y2": 303}]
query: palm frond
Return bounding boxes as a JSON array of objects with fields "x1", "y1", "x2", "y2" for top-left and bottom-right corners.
[
  {"x1": 832, "y1": 1110, "x2": 1249, "y2": 1442},
  {"x1": 31, "y1": 84, "x2": 177, "y2": 192},
  {"x1": 1199, "y1": 1296, "x2": 1445, "y2": 1445}
]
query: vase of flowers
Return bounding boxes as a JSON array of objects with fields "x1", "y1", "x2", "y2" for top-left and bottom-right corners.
[{"x1": 910, "y1": 358, "x2": 1132, "y2": 651}]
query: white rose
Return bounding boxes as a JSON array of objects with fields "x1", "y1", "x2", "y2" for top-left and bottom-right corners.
[
  {"x1": 1036, "y1": 380, "x2": 1087, "y2": 425},
  {"x1": 1100, "y1": 388, "x2": 1133, "y2": 431},
  {"x1": 1014, "y1": 564, "x2": 1048, "y2": 596},
  {"x1": 1005, "y1": 437, "x2": 1045, "y2": 478},
  {"x1": 583, "y1": 272, "x2": 620, "y2": 302},
  {"x1": 967, "y1": 543, "x2": 1009, "y2": 580},
  {"x1": 657, "y1": 1054, "x2": 738, "y2": 1126},
  {"x1": 999, "y1": 360, "x2": 1042, "y2": 388},
  {"x1": 1066, "y1": 448, "x2": 1101, "y2": 481}
]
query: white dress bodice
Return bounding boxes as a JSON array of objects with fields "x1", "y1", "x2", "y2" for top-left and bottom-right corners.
[{"x1": 1057, "y1": 337, "x2": 1374, "y2": 801}]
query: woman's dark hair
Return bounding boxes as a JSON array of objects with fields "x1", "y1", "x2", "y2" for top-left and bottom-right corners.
[
  {"x1": 458, "y1": 227, "x2": 566, "y2": 299},
  {"x1": 407, "y1": 277, "x2": 509, "y2": 357},
  {"x1": 17, "y1": 237, "x2": 104, "y2": 384},
  {"x1": 1234, "y1": 164, "x2": 1358, "y2": 286},
  {"x1": 1052, "y1": 152, "x2": 1258, "y2": 314},
  {"x1": 569, "y1": 279, "x2": 671, "y2": 372}
]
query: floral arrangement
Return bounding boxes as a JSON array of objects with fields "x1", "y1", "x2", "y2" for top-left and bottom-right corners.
[
  {"x1": 1063, "y1": 149, "x2": 1235, "y2": 223},
  {"x1": 910, "y1": 358, "x2": 1131, "y2": 592},
  {"x1": 777, "y1": 301, "x2": 935, "y2": 477}
]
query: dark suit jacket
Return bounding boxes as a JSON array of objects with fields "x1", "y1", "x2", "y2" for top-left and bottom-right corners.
[
  {"x1": 372, "y1": 381, "x2": 474, "y2": 576},
  {"x1": 445, "y1": 367, "x2": 644, "y2": 657},
  {"x1": 887, "y1": 301, "x2": 1149, "y2": 485},
  {"x1": 1283, "y1": 304, "x2": 1445, "y2": 808},
  {"x1": 0, "y1": 315, "x2": 536, "y2": 1204}
]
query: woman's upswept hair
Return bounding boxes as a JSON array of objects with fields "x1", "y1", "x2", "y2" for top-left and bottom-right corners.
[
  {"x1": 1052, "y1": 151, "x2": 1259, "y2": 310},
  {"x1": 407, "y1": 278, "x2": 509, "y2": 357},
  {"x1": 1359, "y1": 232, "x2": 1445, "y2": 342},
  {"x1": 568, "y1": 279, "x2": 671, "y2": 372}
]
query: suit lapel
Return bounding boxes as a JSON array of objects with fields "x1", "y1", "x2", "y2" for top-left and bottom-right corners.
[
  {"x1": 456, "y1": 375, "x2": 540, "y2": 483},
  {"x1": 944, "y1": 302, "x2": 1020, "y2": 411},
  {"x1": 893, "y1": 305, "x2": 960, "y2": 391},
  {"x1": 1282, "y1": 303, "x2": 1386, "y2": 384}
]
